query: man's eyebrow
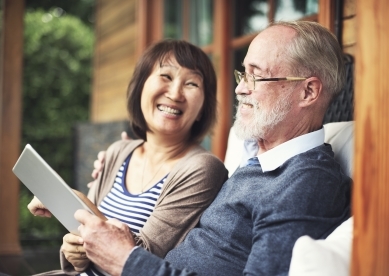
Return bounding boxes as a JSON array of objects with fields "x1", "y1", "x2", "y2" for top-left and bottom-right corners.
[{"x1": 241, "y1": 61, "x2": 262, "y2": 71}]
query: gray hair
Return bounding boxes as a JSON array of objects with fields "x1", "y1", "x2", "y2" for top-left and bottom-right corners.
[{"x1": 268, "y1": 21, "x2": 346, "y2": 102}]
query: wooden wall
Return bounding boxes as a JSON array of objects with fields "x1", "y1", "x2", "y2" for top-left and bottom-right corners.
[
  {"x1": 352, "y1": 0, "x2": 389, "y2": 274},
  {"x1": 342, "y1": 0, "x2": 356, "y2": 55},
  {"x1": 91, "y1": 0, "x2": 139, "y2": 122},
  {"x1": 91, "y1": 0, "x2": 163, "y2": 123}
]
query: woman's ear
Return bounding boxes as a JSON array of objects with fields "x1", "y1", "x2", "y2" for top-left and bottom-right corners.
[{"x1": 300, "y1": 77, "x2": 322, "y2": 107}]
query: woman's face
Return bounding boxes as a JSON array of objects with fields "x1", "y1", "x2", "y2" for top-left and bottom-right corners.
[{"x1": 140, "y1": 56, "x2": 205, "y2": 141}]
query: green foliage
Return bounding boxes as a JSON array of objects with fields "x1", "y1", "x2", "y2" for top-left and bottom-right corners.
[
  {"x1": 20, "y1": 9, "x2": 94, "y2": 243},
  {"x1": 25, "y1": 0, "x2": 95, "y2": 27}
]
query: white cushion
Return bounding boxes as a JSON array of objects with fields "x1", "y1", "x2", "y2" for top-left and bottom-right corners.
[
  {"x1": 224, "y1": 127, "x2": 244, "y2": 177},
  {"x1": 323, "y1": 121, "x2": 354, "y2": 177},
  {"x1": 288, "y1": 217, "x2": 353, "y2": 276},
  {"x1": 289, "y1": 121, "x2": 354, "y2": 275}
]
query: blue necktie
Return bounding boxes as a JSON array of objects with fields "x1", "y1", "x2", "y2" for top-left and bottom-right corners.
[{"x1": 244, "y1": 157, "x2": 259, "y2": 167}]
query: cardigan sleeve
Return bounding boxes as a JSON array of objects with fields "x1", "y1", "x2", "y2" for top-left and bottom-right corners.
[{"x1": 133, "y1": 152, "x2": 228, "y2": 258}]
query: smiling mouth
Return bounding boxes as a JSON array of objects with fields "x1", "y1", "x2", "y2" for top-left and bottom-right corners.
[
  {"x1": 157, "y1": 105, "x2": 182, "y2": 115},
  {"x1": 240, "y1": 103, "x2": 253, "y2": 109}
]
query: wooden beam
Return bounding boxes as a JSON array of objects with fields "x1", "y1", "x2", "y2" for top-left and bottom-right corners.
[
  {"x1": 351, "y1": 0, "x2": 389, "y2": 274},
  {"x1": 137, "y1": 0, "x2": 164, "y2": 56},
  {"x1": 318, "y1": 0, "x2": 336, "y2": 33},
  {"x1": 0, "y1": 0, "x2": 24, "y2": 256},
  {"x1": 210, "y1": 0, "x2": 233, "y2": 161}
]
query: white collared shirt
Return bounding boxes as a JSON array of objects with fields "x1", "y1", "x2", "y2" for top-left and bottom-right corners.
[{"x1": 241, "y1": 128, "x2": 325, "y2": 172}]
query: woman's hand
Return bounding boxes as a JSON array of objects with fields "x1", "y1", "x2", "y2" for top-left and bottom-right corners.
[
  {"x1": 61, "y1": 233, "x2": 90, "y2": 272},
  {"x1": 27, "y1": 196, "x2": 52, "y2": 218}
]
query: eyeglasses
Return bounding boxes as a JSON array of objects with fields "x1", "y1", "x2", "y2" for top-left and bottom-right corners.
[{"x1": 234, "y1": 70, "x2": 307, "y2": 91}]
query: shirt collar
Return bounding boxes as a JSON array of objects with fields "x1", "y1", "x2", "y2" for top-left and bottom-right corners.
[{"x1": 245, "y1": 128, "x2": 324, "y2": 172}]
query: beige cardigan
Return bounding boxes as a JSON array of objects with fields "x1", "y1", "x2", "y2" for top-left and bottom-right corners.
[{"x1": 61, "y1": 139, "x2": 228, "y2": 274}]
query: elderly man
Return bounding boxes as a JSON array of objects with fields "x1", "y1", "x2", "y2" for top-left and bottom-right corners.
[{"x1": 75, "y1": 21, "x2": 351, "y2": 276}]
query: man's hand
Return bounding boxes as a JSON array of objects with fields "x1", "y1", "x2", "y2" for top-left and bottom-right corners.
[
  {"x1": 75, "y1": 209, "x2": 135, "y2": 276},
  {"x1": 61, "y1": 233, "x2": 90, "y2": 272},
  {"x1": 27, "y1": 196, "x2": 52, "y2": 218},
  {"x1": 87, "y1": 131, "x2": 130, "y2": 188}
]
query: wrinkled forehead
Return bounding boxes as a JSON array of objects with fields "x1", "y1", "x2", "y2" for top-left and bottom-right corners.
[{"x1": 243, "y1": 26, "x2": 295, "y2": 73}]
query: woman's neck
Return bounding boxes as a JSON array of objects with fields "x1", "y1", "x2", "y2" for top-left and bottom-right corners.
[{"x1": 141, "y1": 133, "x2": 193, "y2": 164}]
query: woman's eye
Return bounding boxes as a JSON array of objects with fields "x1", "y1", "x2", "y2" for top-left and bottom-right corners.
[
  {"x1": 187, "y1": 82, "x2": 199, "y2": 87},
  {"x1": 160, "y1": 74, "x2": 172, "y2": 80}
]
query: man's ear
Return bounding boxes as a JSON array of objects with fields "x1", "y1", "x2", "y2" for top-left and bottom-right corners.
[{"x1": 299, "y1": 77, "x2": 322, "y2": 107}]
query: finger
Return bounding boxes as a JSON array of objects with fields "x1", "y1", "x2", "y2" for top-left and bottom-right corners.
[
  {"x1": 27, "y1": 197, "x2": 52, "y2": 217},
  {"x1": 33, "y1": 209, "x2": 52, "y2": 218},
  {"x1": 87, "y1": 181, "x2": 94, "y2": 188},
  {"x1": 97, "y1": 151, "x2": 106, "y2": 162},
  {"x1": 106, "y1": 218, "x2": 124, "y2": 228},
  {"x1": 63, "y1": 233, "x2": 83, "y2": 245},
  {"x1": 90, "y1": 168, "x2": 100, "y2": 179},
  {"x1": 27, "y1": 196, "x2": 42, "y2": 212},
  {"x1": 93, "y1": 159, "x2": 103, "y2": 171},
  {"x1": 74, "y1": 209, "x2": 94, "y2": 226}
]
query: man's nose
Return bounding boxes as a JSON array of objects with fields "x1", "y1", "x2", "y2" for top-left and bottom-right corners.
[{"x1": 235, "y1": 79, "x2": 250, "y2": 95}]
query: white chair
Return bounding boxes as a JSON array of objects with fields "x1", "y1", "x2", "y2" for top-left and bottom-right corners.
[{"x1": 223, "y1": 121, "x2": 354, "y2": 276}]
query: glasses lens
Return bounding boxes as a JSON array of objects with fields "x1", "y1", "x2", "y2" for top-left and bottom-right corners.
[
  {"x1": 245, "y1": 73, "x2": 255, "y2": 90},
  {"x1": 234, "y1": 70, "x2": 255, "y2": 90},
  {"x1": 234, "y1": 70, "x2": 242, "y2": 85}
]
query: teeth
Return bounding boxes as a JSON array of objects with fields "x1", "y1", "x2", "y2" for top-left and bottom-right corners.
[
  {"x1": 241, "y1": 103, "x2": 253, "y2": 108},
  {"x1": 158, "y1": 105, "x2": 181, "y2": 114}
]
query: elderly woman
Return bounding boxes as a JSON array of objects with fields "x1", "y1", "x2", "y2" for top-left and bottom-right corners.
[{"x1": 28, "y1": 39, "x2": 228, "y2": 275}]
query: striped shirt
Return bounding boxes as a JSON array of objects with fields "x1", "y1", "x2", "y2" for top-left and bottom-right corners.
[
  {"x1": 79, "y1": 154, "x2": 167, "y2": 275},
  {"x1": 97, "y1": 154, "x2": 167, "y2": 233}
]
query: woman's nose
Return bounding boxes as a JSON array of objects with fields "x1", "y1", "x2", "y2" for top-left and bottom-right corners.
[{"x1": 166, "y1": 82, "x2": 185, "y2": 102}]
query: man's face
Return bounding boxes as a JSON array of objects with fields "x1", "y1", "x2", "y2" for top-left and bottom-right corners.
[{"x1": 233, "y1": 26, "x2": 300, "y2": 140}]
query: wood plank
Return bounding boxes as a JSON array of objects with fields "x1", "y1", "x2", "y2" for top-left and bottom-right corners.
[
  {"x1": 343, "y1": 44, "x2": 355, "y2": 56},
  {"x1": 352, "y1": 0, "x2": 389, "y2": 275},
  {"x1": 211, "y1": 0, "x2": 233, "y2": 161},
  {"x1": 343, "y1": 0, "x2": 356, "y2": 18},
  {"x1": 95, "y1": 55, "x2": 135, "y2": 82},
  {"x1": 96, "y1": 4, "x2": 136, "y2": 44},
  {"x1": 92, "y1": 91, "x2": 129, "y2": 122},
  {"x1": 318, "y1": 0, "x2": 336, "y2": 33},
  {"x1": 96, "y1": 66, "x2": 133, "y2": 88},
  {"x1": 0, "y1": 0, "x2": 24, "y2": 256},
  {"x1": 342, "y1": 16, "x2": 356, "y2": 47},
  {"x1": 95, "y1": 24, "x2": 138, "y2": 59},
  {"x1": 97, "y1": 0, "x2": 136, "y2": 31}
]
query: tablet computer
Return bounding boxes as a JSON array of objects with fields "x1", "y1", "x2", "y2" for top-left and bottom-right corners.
[{"x1": 13, "y1": 144, "x2": 105, "y2": 235}]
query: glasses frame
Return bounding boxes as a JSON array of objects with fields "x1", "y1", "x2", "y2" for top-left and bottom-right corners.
[{"x1": 234, "y1": 70, "x2": 307, "y2": 90}]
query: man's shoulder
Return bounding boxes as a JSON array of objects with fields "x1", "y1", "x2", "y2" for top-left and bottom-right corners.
[{"x1": 290, "y1": 144, "x2": 337, "y2": 167}]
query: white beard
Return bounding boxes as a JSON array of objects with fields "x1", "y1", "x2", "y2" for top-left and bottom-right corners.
[{"x1": 233, "y1": 93, "x2": 292, "y2": 140}]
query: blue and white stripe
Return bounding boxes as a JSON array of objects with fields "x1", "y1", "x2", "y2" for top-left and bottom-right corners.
[{"x1": 79, "y1": 154, "x2": 167, "y2": 276}]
